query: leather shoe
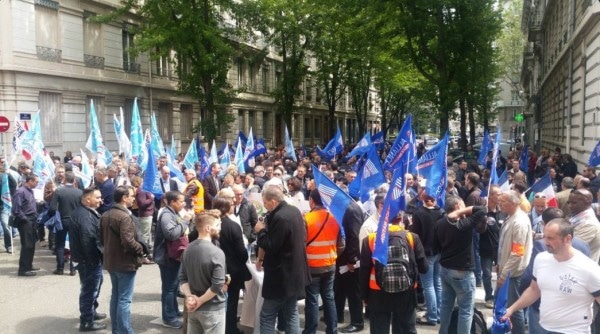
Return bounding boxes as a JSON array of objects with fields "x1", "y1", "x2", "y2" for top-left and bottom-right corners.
[
  {"x1": 18, "y1": 271, "x2": 36, "y2": 277},
  {"x1": 80, "y1": 321, "x2": 106, "y2": 332},
  {"x1": 70, "y1": 270, "x2": 77, "y2": 276},
  {"x1": 340, "y1": 324, "x2": 364, "y2": 333},
  {"x1": 416, "y1": 316, "x2": 436, "y2": 326},
  {"x1": 94, "y1": 313, "x2": 107, "y2": 320},
  {"x1": 30, "y1": 267, "x2": 41, "y2": 271},
  {"x1": 53, "y1": 269, "x2": 64, "y2": 275}
]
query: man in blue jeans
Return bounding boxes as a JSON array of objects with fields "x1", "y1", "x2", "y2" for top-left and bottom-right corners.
[
  {"x1": 434, "y1": 195, "x2": 487, "y2": 334},
  {"x1": 100, "y1": 186, "x2": 145, "y2": 334},
  {"x1": 71, "y1": 188, "x2": 106, "y2": 331}
]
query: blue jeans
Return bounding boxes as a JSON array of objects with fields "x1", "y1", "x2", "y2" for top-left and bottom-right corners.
[
  {"x1": 439, "y1": 267, "x2": 475, "y2": 334},
  {"x1": 304, "y1": 271, "x2": 337, "y2": 334},
  {"x1": 0, "y1": 211, "x2": 12, "y2": 250},
  {"x1": 480, "y1": 255, "x2": 494, "y2": 301},
  {"x1": 109, "y1": 271, "x2": 136, "y2": 334},
  {"x1": 420, "y1": 254, "x2": 441, "y2": 323},
  {"x1": 260, "y1": 296, "x2": 300, "y2": 334},
  {"x1": 527, "y1": 306, "x2": 548, "y2": 334},
  {"x1": 78, "y1": 262, "x2": 104, "y2": 323},
  {"x1": 159, "y1": 263, "x2": 180, "y2": 322},
  {"x1": 472, "y1": 232, "x2": 482, "y2": 284},
  {"x1": 503, "y1": 275, "x2": 525, "y2": 334}
]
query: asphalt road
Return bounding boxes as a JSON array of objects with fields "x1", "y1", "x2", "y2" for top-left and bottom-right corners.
[{"x1": 0, "y1": 238, "x2": 494, "y2": 333}]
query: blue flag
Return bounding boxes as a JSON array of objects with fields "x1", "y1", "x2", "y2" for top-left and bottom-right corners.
[
  {"x1": 137, "y1": 129, "x2": 150, "y2": 171},
  {"x1": 359, "y1": 145, "x2": 386, "y2": 202},
  {"x1": 243, "y1": 128, "x2": 255, "y2": 164},
  {"x1": 2, "y1": 172, "x2": 12, "y2": 213},
  {"x1": 347, "y1": 132, "x2": 372, "y2": 158},
  {"x1": 85, "y1": 100, "x2": 109, "y2": 166},
  {"x1": 519, "y1": 145, "x2": 529, "y2": 173},
  {"x1": 183, "y1": 137, "x2": 199, "y2": 170},
  {"x1": 130, "y1": 97, "x2": 144, "y2": 164},
  {"x1": 589, "y1": 139, "x2": 600, "y2": 166},
  {"x1": 220, "y1": 141, "x2": 231, "y2": 176},
  {"x1": 312, "y1": 165, "x2": 351, "y2": 236},
  {"x1": 348, "y1": 167, "x2": 362, "y2": 200},
  {"x1": 383, "y1": 115, "x2": 413, "y2": 172},
  {"x1": 416, "y1": 133, "x2": 448, "y2": 208},
  {"x1": 316, "y1": 127, "x2": 343, "y2": 160},
  {"x1": 233, "y1": 131, "x2": 247, "y2": 151},
  {"x1": 491, "y1": 275, "x2": 511, "y2": 334},
  {"x1": 198, "y1": 146, "x2": 211, "y2": 180},
  {"x1": 248, "y1": 138, "x2": 267, "y2": 160},
  {"x1": 477, "y1": 130, "x2": 492, "y2": 166},
  {"x1": 489, "y1": 128, "x2": 502, "y2": 189},
  {"x1": 371, "y1": 131, "x2": 385, "y2": 150},
  {"x1": 77, "y1": 149, "x2": 94, "y2": 188},
  {"x1": 113, "y1": 108, "x2": 131, "y2": 162},
  {"x1": 373, "y1": 165, "x2": 407, "y2": 264},
  {"x1": 284, "y1": 125, "x2": 297, "y2": 162},
  {"x1": 142, "y1": 142, "x2": 164, "y2": 200},
  {"x1": 234, "y1": 139, "x2": 246, "y2": 175},
  {"x1": 150, "y1": 112, "x2": 166, "y2": 159},
  {"x1": 166, "y1": 149, "x2": 185, "y2": 183}
]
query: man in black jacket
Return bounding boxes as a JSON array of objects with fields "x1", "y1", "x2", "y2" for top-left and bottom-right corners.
[
  {"x1": 434, "y1": 195, "x2": 487, "y2": 334},
  {"x1": 335, "y1": 201, "x2": 365, "y2": 333},
  {"x1": 255, "y1": 185, "x2": 309, "y2": 334},
  {"x1": 480, "y1": 185, "x2": 505, "y2": 309},
  {"x1": 49, "y1": 171, "x2": 83, "y2": 275},
  {"x1": 70, "y1": 188, "x2": 106, "y2": 332},
  {"x1": 232, "y1": 184, "x2": 258, "y2": 244}
]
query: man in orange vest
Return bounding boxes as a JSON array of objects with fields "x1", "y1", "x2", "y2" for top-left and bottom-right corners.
[
  {"x1": 304, "y1": 190, "x2": 345, "y2": 334},
  {"x1": 359, "y1": 214, "x2": 427, "y2": 334},
  {"x1": 184, "y1": 169, "x2": 205, "y2": 214}
]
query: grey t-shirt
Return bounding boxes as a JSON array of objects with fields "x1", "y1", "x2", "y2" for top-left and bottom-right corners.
[{"x1": 180, "y1": 239, "x2": 227, "y2": 311}]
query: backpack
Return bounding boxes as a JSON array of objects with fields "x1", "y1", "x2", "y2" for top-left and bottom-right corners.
[
  {"x1": 448, "y1": 306, "x2": 490, "y2": 334},
  {"x1": 374, "y1": 231, "x2": 415, "y2": 293}
]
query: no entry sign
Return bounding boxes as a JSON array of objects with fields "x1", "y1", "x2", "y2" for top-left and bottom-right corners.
[{"x1": 0, "y1": 116, "x2": 10, "y2": 133}]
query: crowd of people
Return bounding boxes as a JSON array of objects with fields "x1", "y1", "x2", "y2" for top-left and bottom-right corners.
[{"x1": 1, "y1": 141, "x2": 600, "y2": 334}]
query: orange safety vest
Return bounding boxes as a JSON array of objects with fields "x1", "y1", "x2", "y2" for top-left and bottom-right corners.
[
  {"x1": 305, "y1": 208, "x2": 340, "y2": 268},
  {"x1": 367, "y1": 225, "x2": 414, "y2": 291},
  {"x1": 185, "y1": 179, "x2": 205, "y2": 214}
]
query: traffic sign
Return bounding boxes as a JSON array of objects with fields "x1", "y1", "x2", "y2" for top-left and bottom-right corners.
[{"x1": 0, "y1": 116, "x2": 10, "y2": 132}]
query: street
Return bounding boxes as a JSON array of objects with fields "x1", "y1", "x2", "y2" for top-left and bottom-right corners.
[{"x1": 0, "y1": 238, "x2": 493, "y2": 333}]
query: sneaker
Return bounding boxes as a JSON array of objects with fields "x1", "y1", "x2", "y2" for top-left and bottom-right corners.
[
  {"x1": 485, "y1": 300, "x2": 494, "y2": 309},
  {"x1": 6, "y1": 247, "x2": 12, "y2": 253},
  {"x1": 163, "y1": 319, "x2": 183, "y2": 329}
]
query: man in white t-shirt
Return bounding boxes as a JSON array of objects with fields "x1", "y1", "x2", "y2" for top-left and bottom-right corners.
[{"x1": 503, "y1": 218, "x2": 600, "y2": 333}]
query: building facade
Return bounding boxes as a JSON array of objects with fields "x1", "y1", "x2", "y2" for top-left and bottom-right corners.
[
  {"x1": 521, "y1": 0, "x2": 600, "y2": 167},
  {"x1": 0, "y1": 0, "x2": 379, "y2": 158}
]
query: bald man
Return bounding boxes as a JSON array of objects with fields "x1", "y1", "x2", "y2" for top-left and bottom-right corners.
[{"x1": 568, "y1": 189, "x2": 600, "y2": 262}]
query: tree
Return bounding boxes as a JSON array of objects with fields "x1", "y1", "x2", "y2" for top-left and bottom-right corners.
[
  {"x1": 496, "y1": 0, "x2": 526, "y2": 102},
  {"x1": 95, "y1": 0, "x2": 247, "y2": 143}
]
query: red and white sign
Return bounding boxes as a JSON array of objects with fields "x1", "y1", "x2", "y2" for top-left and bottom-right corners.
[{"x1": 0, "y1": 116, "x2": 10, "y2": 133}]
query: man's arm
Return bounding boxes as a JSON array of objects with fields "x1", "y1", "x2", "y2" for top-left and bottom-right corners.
[
  {"x1": 503, "y1": 279, "x2": 541, "y2": 320},
  {"x1": 119, "y1": 216, "x2": 143, "y2": 255},
  {"x1": 499, "y1": 220, "x2": 531, "y2": 282}
]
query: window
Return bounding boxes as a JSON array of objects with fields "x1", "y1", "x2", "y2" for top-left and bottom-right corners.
[
  {"x1": 39, "y1": 92, "x2": 62, "y2": 143},
  {"x1": 180, "y1": 104, "x2": 193, "y2": 140},
  {"x1": 262, "y1": 66, "x2": 269, "y2": 93},
  {"x1": 35, "y1": 1, "x2": 61, "y2": 62},
  {"x1": 123, "y1": 99, "x2": 135, "y2": 136},
  {"x1": 316, "y1": 85, "x2": 321, "y2": 104},
  {"x1": 304, "y1": 117, "x2": 312, "y2": 138},
  {"x1": 86, "y1": 96, "x2": 105, "y2": 138},
  {"x1": 157, "y1": 102, "x2": 173, "y2": 140},
  {"x1": 248, "y1": 111, "x2": 255, "y2": 133},
  {"x1": 237, "y1": 59, "x2": 244, "y2": 87},
  {"x1": 122, "y1": 27, "x2": 138, "y2": 73},
  {"x1": 83, "y1": 12, "x2": 103, "y2": 68},
  {"x1": 238, "y1": 110, "x2": 246, "y2": 133},
  {"x1": 263, "y1": 112, "x2": 271, "y2": 139},
  {"x1": 314, "y1": 118, "x2": 321, "y2": 137},
  {"x1": 305, "y1": 78, "x2": 312, "y2": 102},
  {"x1": 156, "y1": 49, "x2": 172, "y2": 77},
  {"x1": 275, "y1": 66, "x2": 282, "y2": 88},
  {"x1": 249, "y1": 65, "x2": 256, "y2": 91}
]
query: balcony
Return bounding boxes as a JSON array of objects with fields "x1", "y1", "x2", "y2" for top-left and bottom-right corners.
[
  {"x1": 527, "y1": 12, "x2": 543, "y2": 42},
  {"x1": 84, "y1": 54, "x2": 105, "y2": 69},
  {"x1": 36, "y1": 46, "x2": 61, "y2": 62},
  {"x1": 123, "y1": 62, "x2": 140, "y2": 74}
]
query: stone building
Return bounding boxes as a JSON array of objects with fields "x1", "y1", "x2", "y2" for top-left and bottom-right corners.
[
  {"x1": 0, "y1": 0, "x2": 379, "y2": 158},
  {"x1": 521, "y1": 0, "x2": 600, "y2": 166}
]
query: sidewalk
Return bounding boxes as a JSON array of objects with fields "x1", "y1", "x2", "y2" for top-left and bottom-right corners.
[{"x1": 0, "y1": 239, "x2": 494, "y2": 333}]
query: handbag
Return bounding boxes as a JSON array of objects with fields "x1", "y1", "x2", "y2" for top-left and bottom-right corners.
[{"x1": 167, "y1": 234, "x2": 189, "y2": 261}]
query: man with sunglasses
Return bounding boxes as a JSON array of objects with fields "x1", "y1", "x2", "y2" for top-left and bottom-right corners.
[
  {"x1": 530, "y1": 193, "x2": 548, "y2": 240},
  {"x1": 568, "y1": 189, "x2": 600, "y2": 263}
]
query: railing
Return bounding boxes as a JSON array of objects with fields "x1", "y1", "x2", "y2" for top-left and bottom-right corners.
[
  {"x1": 36, "y1": 46, "x2": 61, "y2": 62},
  {"x1": 123, "y1": 62, "x2": 140, "y2": 74},
  {"x1": 84, "y1": 54, "x2": 105, "y2": 69}
]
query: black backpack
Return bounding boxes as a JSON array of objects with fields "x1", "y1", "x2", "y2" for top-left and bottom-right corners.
[
  {"x1": 374, "y1": 231, "x2": 415, "y2": 293},
  {"x1": 448, "y1": 306, "x2": 489, "y2": 334}
]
